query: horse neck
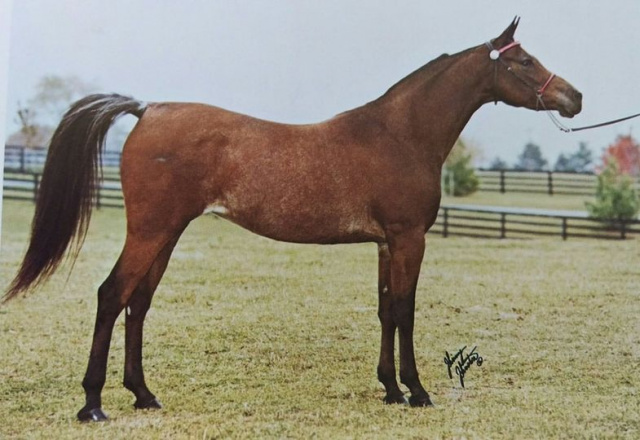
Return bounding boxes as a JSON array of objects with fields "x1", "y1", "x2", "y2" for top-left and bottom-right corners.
[{"x1": 372, "y1": 47, "x2": 492, "y2": 166}]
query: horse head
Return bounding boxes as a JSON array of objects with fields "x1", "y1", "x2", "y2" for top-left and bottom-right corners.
[{"x1": 487, "y1": 17, "x2": 582, "y2": 118}]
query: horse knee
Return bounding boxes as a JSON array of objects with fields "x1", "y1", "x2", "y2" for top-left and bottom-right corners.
[{"x1": 399, "y1": 369, "x2": 420, "y2": 387}]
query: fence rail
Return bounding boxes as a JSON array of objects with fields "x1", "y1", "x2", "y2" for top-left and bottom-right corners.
[
  {"x1": 430, "y1": 205, "x2": 639, "y2": 240},
  {"x1": 3, "y1": 171, "x2": 125, "y2": 209},
  {"x1": 4, "y1": 170, "x2": 638, "y2": 240},
  {"x1": 475, "y1": 169, "x2": 640, "y2": 196},
  {"x1": 3, "y1": 144, "x2": 122, "y2": 173},
  {"x1": 6, "y1": 145, "x2": 640, "y2": 196}
]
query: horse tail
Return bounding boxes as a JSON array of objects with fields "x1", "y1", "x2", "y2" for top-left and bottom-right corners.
[{"x1": 4, "y1": 93, "x2": 147, "y2": 302}]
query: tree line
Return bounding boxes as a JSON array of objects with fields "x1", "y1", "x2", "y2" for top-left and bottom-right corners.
[{"x1": 488, "y1": 141, "x2": 594, "y2": 173}]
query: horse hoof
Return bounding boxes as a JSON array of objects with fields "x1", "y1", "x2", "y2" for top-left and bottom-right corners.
[
  {"x1": 409, "y1": 394, "x2": 434, "y2": 408},
  {"x1": 77, "y1": 407, "x2": 109, "y2": 422},
  {"x1": 134, "y1": 397, "x2": 163, "y2": 410},
  {"x1": 383, "y1": 394, "x2": 409, "y2": 405}
]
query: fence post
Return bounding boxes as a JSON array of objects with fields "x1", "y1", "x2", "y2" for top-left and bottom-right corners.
[
  {"x1": 96, "y1": 183, "x2": 102, "y2": 210},
  {"x1": 20, "y1": 147, "x2": 26, "y2": 173},
  {"x1": 561, "y1": 217, "x2": 568, "y2": 240},
  {"x1": 443, "y1": 208, "x2": 449, "y2": 238},
  {"x1": 33, "y1": 173, "x2": 40, "y2": 202},
  {"x1": 500, "y1": 213, "x2": 506, "y2": 239},
  {"x1": 500, "y1": 170, "x2": 506, "y2": 194},
  {"x1": 547, "y1": 171, "x2": 553, "y2": 195}
]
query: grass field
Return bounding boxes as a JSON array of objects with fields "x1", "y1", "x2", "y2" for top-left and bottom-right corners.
[
  {"x1": 442, "y1": 191, "x2": 592, "y2": 211},
  {"x1": 1, "y1": 199, "x2": 639, "y2": 439}
]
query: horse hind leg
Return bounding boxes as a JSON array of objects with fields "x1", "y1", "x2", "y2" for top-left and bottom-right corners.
[
  {"x1": 123, "y1": 235, "x2": 182, "y2": 410},
  {"x1": 77, "y1": 229, "x2": 184, "y2": 422}
]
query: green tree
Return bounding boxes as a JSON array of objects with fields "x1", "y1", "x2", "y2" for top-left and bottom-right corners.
[
  {"x1": 488, "y1": 156, "x2": 508, "y2": 170},
  {"x1": 515, "y1": 142, "x2": 548, "y2": 171},
  {"x1": 554, "y1": 142, "x2": 593, "y2": 172},
  {"x1": 586, "y1": 159, "x2": 639, "y2": 225},
  {"x1": 444, "y1": 138, "x2": 480, "y2": 196}
]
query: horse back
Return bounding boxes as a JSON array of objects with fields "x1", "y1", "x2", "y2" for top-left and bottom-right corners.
[{"x1": 120, "y1": 102, "x2": 438, "y2": 243}]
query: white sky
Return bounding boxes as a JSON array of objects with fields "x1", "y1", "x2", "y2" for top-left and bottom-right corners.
[{"x1": 3, "y1": 1, "x2": 640, "y2": 167}]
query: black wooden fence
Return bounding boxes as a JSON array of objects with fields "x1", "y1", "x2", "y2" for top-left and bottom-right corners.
[
  {"x1": 3, "y1": 169, "x2": 639, "y2": 240},
  {"x1": 475, "y1": 169, "x2": 640, "y2": 196},
  {"x1": 430, "y1": 204, "x2": 640, "y2": 240},
  {"x1": 3, "y1": 171, "x2": 125, "y2": 209},
  {"x1": 4, "y1": 144, "x2": 122, "y2": 173},
  {"x1": 6, "y1": 145, "x2": 640, "y2": 196}
]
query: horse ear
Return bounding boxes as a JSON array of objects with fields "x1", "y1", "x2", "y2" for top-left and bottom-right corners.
[{"x1": 494, "y1": 16, "x2": 520, "y2": 45}]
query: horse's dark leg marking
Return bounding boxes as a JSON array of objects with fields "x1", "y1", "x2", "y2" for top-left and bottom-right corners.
[
  {"x1": 123, "y1": 235, "x2": 182, "y2": 410},
  {"x1": 77, "y1": 233, "x2": 177, "y2": 422},
  {"x1": 388, "y1": 230, "x2": 432, "y2": 407},
  {"x1": 76, "y1": 266, "x2": 123, "y2": 422},
  {"x1": 377, "y1": 243, "x2": 407, "y2": 404}
]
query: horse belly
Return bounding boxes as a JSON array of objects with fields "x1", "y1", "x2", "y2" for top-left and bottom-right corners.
[{"x1": 203, "y1": 195, "x2": 384, "y2": 244}]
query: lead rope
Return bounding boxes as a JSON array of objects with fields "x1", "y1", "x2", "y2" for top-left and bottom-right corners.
[
  {"x1": 542, "y1": 102, "x2": 640, "y2": 133},
  {"x1": 487, "y1": 40, "x2": 640, "y2": 133}
]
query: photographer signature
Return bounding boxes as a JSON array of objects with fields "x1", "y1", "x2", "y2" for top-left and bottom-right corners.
[{"x1": 444, "y1": 345, "x2": 483, "y2": 388}]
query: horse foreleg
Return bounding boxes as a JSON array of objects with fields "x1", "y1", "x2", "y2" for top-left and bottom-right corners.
[
  {"x1": 376, "y1": 243, "x2": 407, "y2": 404},
  {"x1": 388, "y1": 230, "x2": 433, "y2": 407},
  {"x1": 77, "y1": 233, "x2": 178, "y2": 422},
  {"x1": 123, "y1": 235, "x2": 182, "y2": 410}
]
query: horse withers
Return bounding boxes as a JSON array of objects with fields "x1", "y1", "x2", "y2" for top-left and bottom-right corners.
[{"x1": 5, "y1": 18, "x2": 581, "y2": 421}]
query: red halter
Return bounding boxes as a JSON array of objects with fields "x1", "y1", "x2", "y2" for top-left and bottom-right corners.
[
  {"x1": 489, "y1": 39, "x2": 640, "y2": 133},
  {"x1": 486, "y1": 40, "x2": 556, "y2": 98},
  {"x1": 537, "y1": 73, "x2": 556, "y2": 96}
]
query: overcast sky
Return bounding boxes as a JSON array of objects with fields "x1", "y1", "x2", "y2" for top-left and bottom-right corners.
[{"x1": 3, "y1": 1, "x2": 640, "y2": 167}]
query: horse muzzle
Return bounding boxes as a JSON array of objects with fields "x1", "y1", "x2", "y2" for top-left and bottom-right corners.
[{"x1": 554, "y1": 84, "x2": 582, "y2": 118}]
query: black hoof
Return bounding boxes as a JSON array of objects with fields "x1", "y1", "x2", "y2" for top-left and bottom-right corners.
[
  {"x1": 134, "y1": 396, "x2": 163, "y2": 410},
  {"x1": 383, "y1": 393, "x2": 409, "y2": 405},
  {"x1": 409, "y1": 393, "x2": 434, "y2": 407},
  {"x1": 77, "y1": 406, "x2": 109, "y2": 422}
]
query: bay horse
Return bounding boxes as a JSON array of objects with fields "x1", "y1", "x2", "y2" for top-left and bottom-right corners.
[{"x1": 4, "y1": 18, "x2": 581, "y2": 421}]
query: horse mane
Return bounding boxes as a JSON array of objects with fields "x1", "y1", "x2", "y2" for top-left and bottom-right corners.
[{"x1": 379, "y1": 46, "x2": 477, "y2": 100}]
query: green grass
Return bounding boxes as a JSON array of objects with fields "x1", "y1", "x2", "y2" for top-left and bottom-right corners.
[
  {"x1": 1, "y1": 199, "x2": 639, "y2": 439},
  {"x1": 442, "y1": 191, "x2": 592, "y2": 211}
]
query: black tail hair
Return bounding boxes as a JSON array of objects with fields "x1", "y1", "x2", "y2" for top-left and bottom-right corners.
[{"x1": 4, "y1": 93, "x2": 146, "y2": 302}]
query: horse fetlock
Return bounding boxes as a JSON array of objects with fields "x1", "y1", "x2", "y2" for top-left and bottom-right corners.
[
  {"x1": 123, "y1": 379, "x2": 159, "y2": 408},
  {"x1": 377, "y1": 364, "x2": 398, "y2": 385},
  {"x1": 81, "y1": 376, "x2": 105, "y2": 395},
  {"x1": 399, "y1": 371, "x2": 420, "y2": 388}
]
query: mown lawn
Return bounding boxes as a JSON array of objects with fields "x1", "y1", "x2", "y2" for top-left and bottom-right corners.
[
  {"x1": 442, "y1": 191, "x2": 593, "y2": 211},
  {"x1": 1, "y1": 199, "x2": 639, "y2": 439}
]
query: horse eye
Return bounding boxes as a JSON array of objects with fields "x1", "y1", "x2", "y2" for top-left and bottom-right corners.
[{"x1": 522, "y1": 59, "x2": 533, "y2": 67}]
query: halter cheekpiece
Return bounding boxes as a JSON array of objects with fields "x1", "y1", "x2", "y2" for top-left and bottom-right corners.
[
  {"x1": 485, "y1": 39, "x2": 640, "y2": 133},
  {"x1": 485, "y1": 39, "x2": 556, "y2": 106}
]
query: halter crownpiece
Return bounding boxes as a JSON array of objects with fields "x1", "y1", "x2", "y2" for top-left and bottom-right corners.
[
  {"x1": 485, "y1": 39, "x2": 555, "y2": 102},
  {"x1": 486, "y1": 38, "x2": 640, "y2": 133},
  {"x1": 488, "y1": 40, "x2": 521, "y2": 60}
]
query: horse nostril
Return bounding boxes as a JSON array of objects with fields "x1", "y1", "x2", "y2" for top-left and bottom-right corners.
[{"x1": 573, "y1": 90, "x2": 583, "y2": 102}]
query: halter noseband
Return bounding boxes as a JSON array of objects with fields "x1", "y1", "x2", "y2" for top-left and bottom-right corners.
[
  {"x1": 485, "y1": 40, "x2": 555, "y2": 106},
  {"x1": 487, "y1": 39, "x2": 640, "y2": 133}
]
